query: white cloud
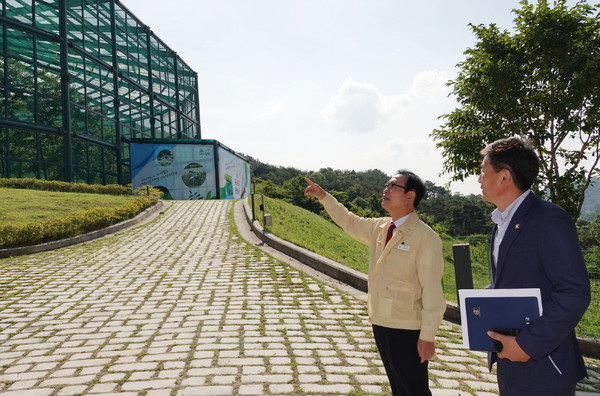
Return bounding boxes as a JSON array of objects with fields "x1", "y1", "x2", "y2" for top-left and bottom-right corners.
[
  {"x1": 321, "y1": 78, "x2": 385, "y2": 133},
  {"x1": 409, "y1": 70, "x2": 450, "y2": 103},
  {"x1": 322, "y1": 71, "x2": 450, "y2": 134},
  {"x1": 258, "y1": 101, "x2": 285, "y2": 120}
]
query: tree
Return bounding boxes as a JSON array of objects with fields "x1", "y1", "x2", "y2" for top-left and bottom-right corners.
[
  {"x1": 431, "y1": 0, "x2": 600, "y2": 219},
  {"x1": 419, "y1": 188, "x2": 494, "y2": 236},
  {"x1": 578, "y1": 215, "x2": 600, "y2": 248}
]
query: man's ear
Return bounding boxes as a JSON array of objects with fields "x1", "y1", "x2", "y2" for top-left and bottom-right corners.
[{"x1": 499, "y1": 169, "x2": 512, "y2": 185}]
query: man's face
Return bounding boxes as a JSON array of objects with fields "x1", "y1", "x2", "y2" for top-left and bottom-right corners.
[
  {"x1": 478, "y1": 156, "x2": 502, "y2": 205},
  {"x1": 381, "y1": 174, "x2": 409, "y2": 213}
]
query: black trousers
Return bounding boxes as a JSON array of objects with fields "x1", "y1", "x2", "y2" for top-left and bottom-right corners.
[
  {"x1": 372, "y1": 325, "x2": 431, "y2": 396},
  {"x1": 497, "y1": 366, "x2": 576, "y2": 396}
]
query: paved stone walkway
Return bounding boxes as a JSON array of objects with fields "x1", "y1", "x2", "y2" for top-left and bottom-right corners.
[{"x1": 0, "y1": 200, "x2": 598, "y2": 396}]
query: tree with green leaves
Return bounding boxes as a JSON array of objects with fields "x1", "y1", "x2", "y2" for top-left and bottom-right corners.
[{"x1": 431, "y1": 0, "x2": 600, "y2": 219}]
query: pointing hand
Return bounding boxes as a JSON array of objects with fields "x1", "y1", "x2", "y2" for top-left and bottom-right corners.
[{"x1": 304, "y1": 178, "x2": 326, "y2": 200}]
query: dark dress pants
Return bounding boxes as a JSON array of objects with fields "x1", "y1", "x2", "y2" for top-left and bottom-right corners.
[
  {"x1": 497, "y1": 365, "x2": 576, "y2": 396},
  {"x1": 372, "y1": 325, "x2": 431, "y2": 396}
]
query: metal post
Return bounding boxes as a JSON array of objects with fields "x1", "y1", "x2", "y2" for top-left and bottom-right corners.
[
  {"x1": 251, "y1": 181, "x2": 256, "y2": 221},
  {"x1": 260, "y1": 194, "x2": 266, "y2": 231},
  {"x1": 58, "y1": 0, "x2": 73, "y2": 182},
  {"x1": 452, "y1": 243, "x2": 474, "y2": 306}
]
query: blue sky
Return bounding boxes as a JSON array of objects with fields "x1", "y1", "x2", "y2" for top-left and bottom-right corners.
[{"x1": 121, "y1": 0, "x2": 570, "y2": 194}]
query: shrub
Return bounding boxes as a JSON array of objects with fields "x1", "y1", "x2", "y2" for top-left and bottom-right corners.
[{"x1": 0, "y1": 179, "x2": 162, "y2": 249}]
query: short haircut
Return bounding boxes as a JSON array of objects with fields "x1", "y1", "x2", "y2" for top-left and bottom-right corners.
[
  {"x1": 480, "y1": 136, "x2": 539, "y2": 192},
  {"x1": 396, "y1": 169, "x2": 426, "y2": 208}
]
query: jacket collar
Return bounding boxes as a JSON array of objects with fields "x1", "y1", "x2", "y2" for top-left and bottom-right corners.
[
  {"x1": 494, "y1": 191, "x2": 537, "y2": 280},
  {"x1": 381, "y1": 212, "x2": 419, "y2": 251}
]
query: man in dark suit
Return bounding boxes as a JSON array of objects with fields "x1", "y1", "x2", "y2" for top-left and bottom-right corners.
[{"x1": 479, "y1": 136, "x2": 591, "y2": 395}]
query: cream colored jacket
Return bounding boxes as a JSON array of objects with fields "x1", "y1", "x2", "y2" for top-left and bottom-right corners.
[{"x1": 320, "y1": 193, "x2": 445, "y2": 342}]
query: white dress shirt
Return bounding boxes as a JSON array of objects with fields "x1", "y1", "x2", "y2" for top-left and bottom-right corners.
[{"x1": 491, "y1": 190, "x2": 530, "y2": 266}]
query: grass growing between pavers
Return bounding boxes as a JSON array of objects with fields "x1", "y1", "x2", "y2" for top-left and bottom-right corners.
[{"x1": 229, "y1": 204, "x2": 396, "y2": 395}]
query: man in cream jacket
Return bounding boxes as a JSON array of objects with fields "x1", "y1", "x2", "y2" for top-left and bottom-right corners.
[{"x1": 305, "y1": 171, "x2": 446, "y2": 396}]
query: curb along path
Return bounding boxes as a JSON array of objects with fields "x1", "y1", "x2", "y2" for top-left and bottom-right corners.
[{"x1": 0, "y1": 200, "x2": 598, "y2": 396}]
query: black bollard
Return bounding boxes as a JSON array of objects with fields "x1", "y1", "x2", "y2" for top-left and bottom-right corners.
[{"x1": 452, "y1": 243, "x2": 474, "y2": 306}]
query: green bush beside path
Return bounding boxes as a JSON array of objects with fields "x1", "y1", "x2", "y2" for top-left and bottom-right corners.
[{"x1": 0, "y1": 178, "x2": 161, "y2": 249}]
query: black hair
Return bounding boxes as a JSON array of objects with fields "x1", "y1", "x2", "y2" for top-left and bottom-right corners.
[
  {"x1": 395, "y1": 169, "x2": 426, "y2": 208},
  {"x1": 480, "y1": 136, "x2": 539, "y2": 192}
]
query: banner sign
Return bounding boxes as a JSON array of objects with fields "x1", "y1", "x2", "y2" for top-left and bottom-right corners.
[
  {"x1": 218, "y1": 146, "x2": 251, "y2": 199},
  {"x1": 130, "y1": 143, "x2": 217, "y2": 200}
]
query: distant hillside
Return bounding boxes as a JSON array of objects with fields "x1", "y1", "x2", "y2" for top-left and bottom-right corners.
[
  {"x1": 246, "y1": 155, "x2": 599, "y2": 220},
  {"x1": 582, "y1": 178, "x2": 600, "y2": 220}
]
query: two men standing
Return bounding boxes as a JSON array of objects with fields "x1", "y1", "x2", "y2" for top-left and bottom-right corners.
[{"x1": 304, "y1": 136, "x2": 591, "y2": 396}]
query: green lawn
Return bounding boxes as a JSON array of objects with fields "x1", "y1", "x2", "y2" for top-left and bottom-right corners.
[
  {"x1": 0, "y1": 188, "x2": 135, "y2": 226},
  {"x1": 257, "y1": 196, "x2": 370, "y2": 274}
]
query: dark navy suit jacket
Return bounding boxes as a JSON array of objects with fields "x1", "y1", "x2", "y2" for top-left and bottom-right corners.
[{"x1": 489, "y1": 192, "x2": 591, "y2": 392}]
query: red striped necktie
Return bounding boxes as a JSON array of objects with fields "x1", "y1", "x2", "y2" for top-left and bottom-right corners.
[{"x1": 385, "y1": 222, "x2": 396, "y2": 245}]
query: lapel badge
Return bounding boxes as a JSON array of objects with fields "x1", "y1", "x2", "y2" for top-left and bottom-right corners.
[{"x1": 515, "y1": 224, "x2": 520, "y2": 229}]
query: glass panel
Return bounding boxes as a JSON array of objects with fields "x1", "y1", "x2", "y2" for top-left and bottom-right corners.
[
  {"x1": 120, "y1": 125, "x2": 133, "y2": 140},
  {"x1": 104, "y1": 146, "x2": 117, "y2": 175},
  {"x1": 102, "y1": 93, "x2": 115, "y2": 119},
  {"x1": 71, "y1": 105, "x2": 86, "y2": 133},
  {"x1": 38, "y1": 95, "x2": 62, "y2": 127},
  {"x1": 105, "y1": 173, "x2": 117, "y2": 184},
  {"x1": 88, "y1": 143, "x2": 102, "y2": 175},
  {"x1": 73, "y1": 166, "x2": 88, "y2": 183},
  {"x1": 38, "y1": 69, "x2": 63, "y2": 127},
  {"x1": 103, "y1": 118, "x2": 115, "y2": 144},
  {"x1": 42, "y1": 164, "x2": 64, "y2": 180},
  {"x1": 72, "y1": 137, "x2": 87, "y2": 169},
  {"x1": 0, "y1": 88, "x2": 5, "y2": 119},
  {"x1": 70, "y1": 80, "x2": 87, "y2": 107},
  {"x1": 38, "y1": 69, "x2": 61, "y2": 97},
  {"x1": 87, "y1": 111, "x2": 103, "y2": 140},
  {"x1": 34, "y1": 1, "x2": 60, "y2": 34},
  {"x1": 5, "y1": 0, "x2": 33, "y2": 26},
  {"x1": 65, "y1": 1, "x2": 84, "y2": 48},
  {"x1": 6, "y1": 27, "x2": 34, "y2": 61},
  {"x1": 120, "y1": 142, "x2": 131, "y2": 184},
  {"x1": 8, "y1": 90, "x2": 35, "y2": 123},
  {"x1": 39, "y1": 132, "x2": 63, "y2": 163},
  {"x1": 9, "y1": 128, "x2": 37, "y2": 161},
  {"x1": 12, "y1": 160, "x2": 37, "y2": 178},
  {"x1": 90, "y1": 170, "x2": 103, "y2": 184},
  {"x1": 0, "y1": 128, "x2": 6, "y2": 157},
  {"x1": 8, "y1": 58, "x2": 34, "y2": 91},
  {"x1": 36, "y1": 39, "x2": 61, "y2": 71},
  {"x1": 68, "y1": 51, "x2": 86, "y2": 78}
]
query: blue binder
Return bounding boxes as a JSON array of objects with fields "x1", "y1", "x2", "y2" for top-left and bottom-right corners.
[{"x1": 458, "y1": 288, "x2": 542, "y2": 351}]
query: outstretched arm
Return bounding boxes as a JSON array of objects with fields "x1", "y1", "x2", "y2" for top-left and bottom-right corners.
[{"x1": 304, "y1": 178, "x2": 327, "y2": 200}]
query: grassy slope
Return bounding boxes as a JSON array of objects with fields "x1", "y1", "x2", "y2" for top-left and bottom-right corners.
[
  {"x1": 0, "y1": 188, "x2": 135, "y2": 226},
  {"x1": 255, "y1": 196, "x2": 598, "y2": 341}
]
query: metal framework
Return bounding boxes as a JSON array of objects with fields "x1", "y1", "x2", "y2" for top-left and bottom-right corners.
[{"x1": 0, "y1": 0, "x2": 201, "y2": 185}]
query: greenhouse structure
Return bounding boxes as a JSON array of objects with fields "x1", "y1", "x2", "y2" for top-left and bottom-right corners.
[{"x1": 0, "y1": 0, "x2": 250, "y2": 199}]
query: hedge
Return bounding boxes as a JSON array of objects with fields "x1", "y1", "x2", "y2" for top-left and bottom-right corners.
[
  {"x1": 0, "y1": 178, "x2": 133, "y2": 195},
  {"x1": 0, "y1": 178, "x2": 162, "y2": 249}
]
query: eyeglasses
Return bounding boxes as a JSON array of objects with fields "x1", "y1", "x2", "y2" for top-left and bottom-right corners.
[{"x1": 383, "y1": 182, "x2": 409, "y2": 191}]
